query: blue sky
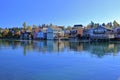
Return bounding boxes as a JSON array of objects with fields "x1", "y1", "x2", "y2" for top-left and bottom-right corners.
[{"x1": 0, "y1": 0, "x2": 120, "y2": 28}]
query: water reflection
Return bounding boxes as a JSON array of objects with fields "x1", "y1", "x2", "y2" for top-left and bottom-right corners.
[{"x1": 0, "y1": 40, "x2": 120, "y2": 57}]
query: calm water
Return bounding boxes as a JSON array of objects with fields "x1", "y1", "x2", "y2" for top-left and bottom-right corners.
[{"x1": 0, "y1": 40, "x2": 120, "y2": 80}]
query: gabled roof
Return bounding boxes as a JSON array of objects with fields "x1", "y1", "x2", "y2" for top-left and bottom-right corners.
[{"x1": 94, "y1": 25, "x2": 112, "y2": 31}]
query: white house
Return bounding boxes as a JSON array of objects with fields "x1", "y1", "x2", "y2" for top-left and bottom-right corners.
[{"x1": 53, "y1": 27, "x2": 64, "y2": 39}]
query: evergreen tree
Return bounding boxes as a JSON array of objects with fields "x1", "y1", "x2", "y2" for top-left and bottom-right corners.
[
  {"x1": 23, "y1": 22, "x2": 27, "y2": 29},
  {"x1": 113, "y1": 20, "x2": 119, "y2": 28},
  {"x1": 106, "y1": 22, "x2": 113, "y2": 29},
  {"x1": 102, "y1": 23, "x2": 106, "y2": 26},
  {"x1": 106, "y1": 23, "x2": 111, "y2": 28},
  {"x1": 90, "y1": 21, "x2": 95, "y2": 28}
]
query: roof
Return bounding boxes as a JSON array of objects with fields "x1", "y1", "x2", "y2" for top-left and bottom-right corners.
[
  {"x1": 94, "y1": 25, "x2": 112, "y2": 31},
  {"x1": 74, "y1": 24, "x2": 83, "y2": 27}
]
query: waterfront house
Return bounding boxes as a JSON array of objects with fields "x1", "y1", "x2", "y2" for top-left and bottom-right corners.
[
  {"x1": 20, "y1": 30, "x2": 32, "y2": 40},
  {"x1": 58, "y1": 26, "x2": 65, "y2": 38},
  {"x1": 37, "y1": 30, "x2": 45, "y2": 39},
  {"x1": 32, "y1": 27, "x2": 47, "y2": 40},
  {"x1": 42, "y1": 27, "x2": 47, "y2": 33},
  {"x1": 47, "y1": 27, "x2": 54, "y2": 40},
  {"x1": 77, "y1": 28, "x2": 84, "y2": 39},
  {"x1": 14, "y1": 30, "x2": 21, "y2": 39},
  {"x1": 53, "y1": 26, "x2": 64, "y2": 39},
  {"x1": 10, "y1": 29, "x2": 15, "y2": 36},
  {"x1": 90, "y1": 25, "x2": 114, "y2": 40},
  {"x1": 70, "y1": 24, "x2": 83, "y2": 40},
  {"x1": 32, "y1": 28, "x2": 40, "y2": 39},
  {"x1": 32, "y1": 31, "x2": 37, "y2": 40},
  {"x1": 64, "y1": 30, "x2": 70, "y2": 34},
  {"x1": 113, "y1": 27, "x2": 120, "y2": 39},
  {"x1": 64, "y1": 30, "x2": 70, "y2": 39},
  {"x1": 83, "y1": 28, "x2": 94, "y2": 39},
  {"x1": 41, "y1": 27, "x2": 48, "y2": 39},
  {"x1": 69, "y1": 30, "x2": 77, "y2": 40}
]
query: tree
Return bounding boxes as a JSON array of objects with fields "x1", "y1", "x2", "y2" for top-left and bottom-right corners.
[
  {"x1": 2, "y1": 29, "x2": 9, "y2": 38},
  {"x1": 23, "y1": 22, "x2": 27, "y2": 29},
  {"x1": 66, "y1": 26, "x2": 72, "y2": 30},
  {"x1": 106, "y1": 22, "x2": 113, "y2": 29},
  {"x1": 94, "y1": 23, "x2": 99, "y2": 28},
  {"x1": 27, "y1": 26, "x2": 32, "y2": 31},
  {"x1": 90, "y1": 21, "x2": 95, "y2": 28},
  {"x1": 106, "y1": 23, "x2": 111, "y2": 29},
  {"x1": 49, "y1": 23, "x2": 53, "y2": 27},
  {"x1": 86, "y1": 24, "x2": 91, "y2": 29},
  {"x1": 102, "y1": 23, "x2": 106, "y2": 26},
  {"x1": 49, "y1": 23, "x2": 54, "y2": 28},
  {"x1": 113, "y1": 20, "x2": 119, "y2": 28},
  {"x1": 33, "y1": 25, "x2": 37, "y2": 28},
  {"x1": 87, "y1": 21, "x2": 97, "y2": 28},
  {"x1": 109, "y1": 22, "x2": 113, "y2": 28}
]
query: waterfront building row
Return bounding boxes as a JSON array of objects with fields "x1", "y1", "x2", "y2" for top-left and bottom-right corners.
[{"x1": 1, "y1": 25, "x2": 120, "y2": 41}]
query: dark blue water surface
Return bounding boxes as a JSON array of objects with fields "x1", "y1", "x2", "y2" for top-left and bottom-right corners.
[{"x1": 0, "y1": 40, "x2": 120, "y2": 80}]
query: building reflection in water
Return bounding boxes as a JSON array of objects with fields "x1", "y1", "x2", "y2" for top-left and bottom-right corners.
[{"x1": 0, "y1": 40, "x2": 120, "y2": 58}]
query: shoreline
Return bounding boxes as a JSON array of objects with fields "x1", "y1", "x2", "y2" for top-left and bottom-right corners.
[{"x1": 1, "y1": 38, "x2": 120, "y2": 43}]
